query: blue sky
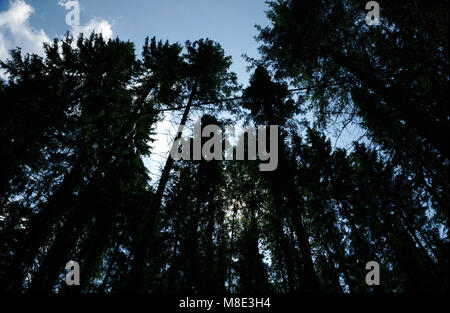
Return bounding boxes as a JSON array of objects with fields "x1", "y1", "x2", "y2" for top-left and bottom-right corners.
[{"x1": 0, "y1": 0, "x2": 270, "y2": 85}]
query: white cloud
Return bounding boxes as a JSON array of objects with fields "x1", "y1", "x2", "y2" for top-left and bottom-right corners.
[
  {"x1": 73, "y1": 19, "x2": 113, "y2": 40},
  {"x1": 0, "y1": 32, "x2": 9, "y2": 61},
  {"x1": 0, "y1": 0, "x2": 114, "y2": 79},
  {"x1": 0, "y1": 0, "x2": 50, "y2": 61},
  {"x1": 0, "y1": 0, "x2": 114, "y2": 62},
  {"x1": 58, "y1": 0, "x2": 113, "y2": 40}
]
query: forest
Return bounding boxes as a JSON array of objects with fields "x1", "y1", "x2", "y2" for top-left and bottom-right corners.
[{"x1": 0, "y1": 0, "x2": 448, "y2": 293}]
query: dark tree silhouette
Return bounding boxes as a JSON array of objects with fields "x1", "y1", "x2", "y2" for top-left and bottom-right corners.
[{"x1": 0, "y1": 0, "x2": 448, "y2": 294}]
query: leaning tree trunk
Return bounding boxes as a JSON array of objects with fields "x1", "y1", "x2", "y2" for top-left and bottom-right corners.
[{"x1": 126, "y1": 86, "x2": 197, "y2": 292}]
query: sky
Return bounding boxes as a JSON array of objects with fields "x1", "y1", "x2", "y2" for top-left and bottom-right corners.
[{"x1": 0, "y1": 0, "x2": 270, "y2": 85}]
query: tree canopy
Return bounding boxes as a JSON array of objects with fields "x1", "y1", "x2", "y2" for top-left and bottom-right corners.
[{"x1": 0, "y1": 1, "x2": 448, "y2": 294}]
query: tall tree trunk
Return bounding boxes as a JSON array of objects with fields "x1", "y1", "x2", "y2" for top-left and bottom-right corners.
[
  {"x1": 126, "y1": 86, "x2": 197, "y2": 291},
  {"x1": 292, "y1": 211, "x2": 320, "y2": 292},
  {"x1": 227, "y1": 202, "x2": 237, "y2": 293},
  {"x1": 99, "y1": 239, "x2": 121, "y2": 293}
]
